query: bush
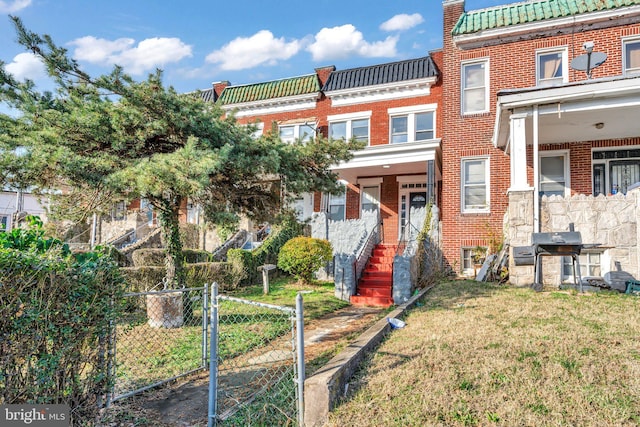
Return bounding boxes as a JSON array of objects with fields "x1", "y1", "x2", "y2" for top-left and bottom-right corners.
[
  {"x1": 131, "y1": 248, "x2": 165, "y2": 267},
  {"x1": 277, "y1": 236, "x2": 332, "y2": 284},
  {"x1": 121, "y1": 262, "x2": 238, "y2": 292},
  {"x1": 228, "y1": 215, "x2": 303, "y2": 286},
  {"x1": 0, "y1": 216, "x2": 124, "y2": 425},
  {"x1": 183, "y1": 249, "x2": 213, "y2": 264}
]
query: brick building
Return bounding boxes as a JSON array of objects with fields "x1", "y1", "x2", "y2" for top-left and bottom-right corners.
[
  {"x1": 442, "y1": 0, "x2": 640, "y2": 286},
  {"x1": 206, "y1": 54, "x2": 443, "y2": 244}
]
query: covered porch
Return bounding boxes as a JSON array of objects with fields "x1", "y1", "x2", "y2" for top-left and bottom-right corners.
[{"x1": 494, "y1": 75, "x2": 640, "y2": 289}]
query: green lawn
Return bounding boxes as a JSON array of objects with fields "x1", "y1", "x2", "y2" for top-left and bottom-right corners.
[{"x1": 327, "y1": 280, "x2": 640, "y2": 427}]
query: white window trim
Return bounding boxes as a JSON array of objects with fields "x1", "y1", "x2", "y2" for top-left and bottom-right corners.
[
  {"x1": 461, "y1": 58, "x2": 490, "y2": 115},
  {"x1": 535, "y1": 47, "x2": 568, "y2": 86},
  {"x1": 279, "y1": 122, "x2": 316, "y2": 143},
  {"x1": 539, "y1": 150, "x2": 570, "y2": 198},
  {"x1": 622, "y1": 36, "x2": 640, "y2": 76},
  {"x1": 388, "y1": 104, "x2": 437, "y2": 144},
  {"x1": 327, "y1": 111, "x2": 372, "y2": 145},
  {"x1": 461, "y1": 156, "x2": 490, "y2": 213}
]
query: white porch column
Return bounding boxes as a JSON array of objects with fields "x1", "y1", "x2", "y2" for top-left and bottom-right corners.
[{"x1": 508, "y1": 112, "x2": 530, "y2": 192}]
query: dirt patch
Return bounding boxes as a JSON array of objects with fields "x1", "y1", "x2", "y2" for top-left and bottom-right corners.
[{"x1": 107, "y1": 305, "x2": 385, "y2": 426}]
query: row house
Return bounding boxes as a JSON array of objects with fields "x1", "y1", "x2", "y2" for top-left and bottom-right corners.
[
  {"x1": 205, "y1": 55, "x2": 443, "y2": 305},
  {"x1": 442, "y1": 0, "x2": 640, "y2": 289},
  {"x1": 208, "y1": 55, "x2": 443, "y2": 245}
]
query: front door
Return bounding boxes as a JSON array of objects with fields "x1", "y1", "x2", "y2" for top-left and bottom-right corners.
[{"x1": 399, "y1": 190, "x2": 427, "y2": 239}]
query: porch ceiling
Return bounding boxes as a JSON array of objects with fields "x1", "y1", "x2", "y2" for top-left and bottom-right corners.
[
  {"x1": 494, "y1": 75, "x2": 640, "y2": 149},
  {"x1": 331, "y1": 139, "x2": 441, "y2": 183}
]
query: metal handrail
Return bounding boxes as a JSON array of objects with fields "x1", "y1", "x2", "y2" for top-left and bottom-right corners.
[{"x1": 353, "y1": 222, "x2": 380, "y2": 286}]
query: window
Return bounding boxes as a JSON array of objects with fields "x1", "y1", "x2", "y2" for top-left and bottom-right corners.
[
  {"x1": 461, "y1": 157, "x2": 489, "y2": 212},
  {"x1": 279, "y1": 122, "x2": 316, "y2": 143},
  {"x1": 361, "y1": 186, "x2": 379, "y2": 213},
  {"x1": 593, "y1": 149, "x2": 640, "y2": 195},
  {"x1": 328, "y1": 112, "x2": 371, "y2": 144},
  {"x1": 389, "y1": 105, "x2": 436, "y2": 144},
  {"x1": 328, "y1": 187, "x2": 346, "y2": 221},
  {"x1": 462, "y1": 60, "x2": 489, "y2": 114},
  {"x1": 248, "y1": 121, "x2": 264, "y2": 139},
  {"x1": 563, "y1": 252, "x2": 601, "y2": 281},
  {"x1": 0, "y1": 215, "x2": 8, "y2": 232},
  {"x1": 540, "y1": 153, "x2": 568, "y2": 197},
  {"x1": 536, "y1": 48, "x2": 567, "y2": 86},
  {"x1": 623, "y1": 38, "x2": 640, "y2": 76}
]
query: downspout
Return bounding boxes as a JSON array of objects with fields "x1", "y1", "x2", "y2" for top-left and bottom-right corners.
[{"x1": 533, "y1": 105, "x2": 540, "y2": 233}]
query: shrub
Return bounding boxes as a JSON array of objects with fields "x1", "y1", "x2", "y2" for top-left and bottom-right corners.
[
  {"x1": 228, "y1": 215, "x2": 303, "y2": 286},
  {"x1": 0, "y1": 216, "x2": 124, "y2": 424},
  {"x1": 277, "y1": 236, "x2": 332, "y2": 284},
  {"x1": 183, "y1": 249, "x2": 213, "y2": 264},
  {"x1": 131, "y1": 248, "x2": 165, "y2": 267}
]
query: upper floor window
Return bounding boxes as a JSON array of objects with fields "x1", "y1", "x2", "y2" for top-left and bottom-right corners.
[
  {"x1": 0, "y1": 215, "x2": 8, "y2": 232},
  {"x1": 461, "y1": 157, "x2": 489, "y2": 212},
  {"x1": 388, "y1": 105, "x2": 436, "y2": 144},
  {"x1": 623, "y1": 38, "x2": 640, "y2": 76},
  {"x1": 328, "y1": 111, "x2": 371, "y2": 144},
  {"x1": 536, "y1": 48, "x2": 567, "y2": 87},
  {"x1": 279, "y1": 122, "x2": 316, "y2": 143},
  {"x1": 461, "y1": 59, "x2": 489, "y2": 114},
  {"x1": 247, "y1": 121, "x2": 264, "y2": 139}
]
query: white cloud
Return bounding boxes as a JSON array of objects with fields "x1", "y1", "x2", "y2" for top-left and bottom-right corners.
[
  {"x1": 380, "y1": 13, "x2": 424, "y2": 32},
  {"x1": 307, "y1": 24, "x2": 397, "y2": 62},
  {"x1": 4, "y1": 52, "x2": 46, "y2": 81},
  {"x1": 69, "y1": 36, "x2": 192, "y2": 75},
  {"x1": 205, "y1": 30, "x2": 302, "y2": 71},
  {"x1": 0, "y1": 0, "x2": 31, "y2": 13}
]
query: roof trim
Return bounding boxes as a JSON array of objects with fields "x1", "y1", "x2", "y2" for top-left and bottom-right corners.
[
  {"x1": 454, "y1": 4, "x2": 640, "y2": 49},
  {"x1": 324, "y1": 76, "x2": 437, "y2": 107},
  {"x1": 221, "y1": 92, "x2": 320, "y2": 118}
]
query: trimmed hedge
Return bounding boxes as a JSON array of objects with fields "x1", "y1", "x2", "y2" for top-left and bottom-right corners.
[
  {"x1": 131, "y1": 248, "x2": 165, "y2": 267},
  {"x1": 227, "y1": 216, "x2": 303, "y2": 286},
  {"x1": 120, "y1": 262, "x2": 239, "y2": 292},
  {"x1": 277, "y1": 236, "x2": 333, "y2": 284}
]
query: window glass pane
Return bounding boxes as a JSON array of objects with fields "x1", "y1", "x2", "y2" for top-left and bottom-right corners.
[
  {"x1": 464, "y1": 159, "x2": 486, "y2": 185},
  {"x1": 416, "y1": 112, "x2": 434, "y2": 140},
  {"x1": 362, "y1": 186, "x2": 379, "y2": 212},
  {"x1": 352, "y1": 119, "x2": 369, "y2": 142},
  {"x1": 625, "y1": 40, "x2": 640, "y2": 73},
  {"x1": 279, "y1": 126, "x2": 294, "y2": 142},
  {"x1": 391, "y1": 116, "x2": 407, "y2": 143},
  {"x1": 538, "y1": 52, "x2": 563, "y2": 86},
  {"x1": 464, "y1": 63, "x2": 485, "y2": 88},
  {"x1": 463, "y1": 88, "x2": 485, "y2": 113},
  {"x1": 462, "y1": 248, "x2": 472, "y2": 269},
  {"x1": 610, "y1": 160, "x2": 640, "y2": 194},
  {"x1": 329, "y1": 122, "x2": 346, "y2": 139},
  {"x1": 0, "y1": 216, "x2": 7, "y2": 231},
  {"x1": 540, "y1": 156, "x2": 564, "y2": 181},
  {"x1": 300, "y1": 124, "x2": 315, "y2": 142}
]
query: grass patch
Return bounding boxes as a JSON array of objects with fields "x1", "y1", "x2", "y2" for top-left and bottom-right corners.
[{"x1": 327, "y1": 280, "x2": 640, "y2": 426}]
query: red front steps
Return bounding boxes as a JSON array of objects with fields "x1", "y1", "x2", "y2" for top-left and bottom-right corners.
[{"x1": 350, "y1": 244, "x2": 395, "y2": 308}]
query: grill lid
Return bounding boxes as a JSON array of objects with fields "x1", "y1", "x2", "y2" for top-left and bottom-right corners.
[{"x1": 531, "y1": 231, "x2": 582, "y2": 246}]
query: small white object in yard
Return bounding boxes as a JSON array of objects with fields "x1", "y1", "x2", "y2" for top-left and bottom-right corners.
[{"x1": 387, "y1": 317, "x2": 406, "y2": 329}]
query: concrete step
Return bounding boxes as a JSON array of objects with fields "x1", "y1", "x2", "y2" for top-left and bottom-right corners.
[{"x1": 356, "y1": 286, "x2": 392, "y2": 298}]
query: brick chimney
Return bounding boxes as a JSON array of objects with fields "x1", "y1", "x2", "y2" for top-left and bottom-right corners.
[
  {"x1": 314, "y1": 66, "x2": 335, "y2": 87},
  {"x1": 212, "y1": 80, "x2": 230, "y2": 99}
]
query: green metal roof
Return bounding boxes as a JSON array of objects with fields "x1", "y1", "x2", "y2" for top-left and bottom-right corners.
[
  {"x1": 452, "y1": 0, "x2": 640, "y2": 36},
  {"x1": 217, "y1": 74, "x2": 321, "y2": 105}
]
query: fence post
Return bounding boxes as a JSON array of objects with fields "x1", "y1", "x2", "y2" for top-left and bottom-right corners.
[
  {"x1": 202, "y1": 283, "x2": 209, "y2": 368},
  {"x1": 208, "y1": 282, "x2": 218, "y2": 427},
  {"x1": 296, "y1": 292, "x2": 305, "y2": 427}
]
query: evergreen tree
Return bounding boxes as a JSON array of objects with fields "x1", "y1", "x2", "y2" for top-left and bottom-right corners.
[{"x1": 0, "y1": 16, "x2": 360, "y2": 288}]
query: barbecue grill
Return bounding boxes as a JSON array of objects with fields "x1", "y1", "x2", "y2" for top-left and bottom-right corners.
[{"x1": 531, "y1": 231, "x2": 583, "y2": 292}]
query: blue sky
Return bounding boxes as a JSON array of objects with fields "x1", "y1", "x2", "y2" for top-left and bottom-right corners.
[{"x1": 1, "y1": 0, "x2": 506, "y2": 94}]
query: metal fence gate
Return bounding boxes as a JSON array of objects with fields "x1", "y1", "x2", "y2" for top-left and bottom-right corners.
[
  {"x1": 208, "y1": 282, "x2": 305, "y2": 427},
  {"x1": 111, "y1": 286, "x2": 208, "y2": 401}
]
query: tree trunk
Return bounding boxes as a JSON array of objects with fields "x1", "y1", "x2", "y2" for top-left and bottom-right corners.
[{"x1": 157, "y1": 201, "x2": 185, "y2": 289}]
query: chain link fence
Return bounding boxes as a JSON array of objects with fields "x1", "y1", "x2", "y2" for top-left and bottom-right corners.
[
  {"x1": 111, "y1": 286, "x2": 208, "y2": 401},
  {"x1": 209, "y1": 283, "x2": 304, "y2": 426}
]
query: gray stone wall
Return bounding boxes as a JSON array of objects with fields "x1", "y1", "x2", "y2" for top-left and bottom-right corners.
[
  {"x1": 507, "y1": 190, "x2": 535, "y2": 287},
  {"x1": 508, "y1": 189, "x2": 640, "y2": 291},
  {"x1": 540, "y1": 192, "x2": 638, "y2": 291}
]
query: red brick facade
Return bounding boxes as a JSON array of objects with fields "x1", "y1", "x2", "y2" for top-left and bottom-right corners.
[{"x1": 442, "y1": 0, "x2": 640, "y2": 273}]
